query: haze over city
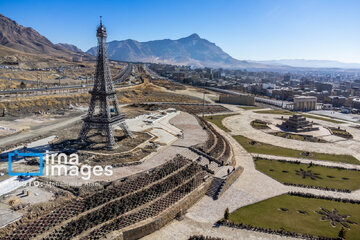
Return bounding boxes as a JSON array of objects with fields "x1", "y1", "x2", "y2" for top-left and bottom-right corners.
[{"x1": 1, "y1": 0, "x2": 360, "y2": 63}]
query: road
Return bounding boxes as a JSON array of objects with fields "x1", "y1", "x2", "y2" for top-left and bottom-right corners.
[
  {"x1": 114, "y1": 63, "x2": 132, "y2": 83},
  {"x1": 0, "y1": 114, "x2": 84, "y2": 147},
  {"x1": 0, "y1": 63, "x2": 133, "y2": 95}
]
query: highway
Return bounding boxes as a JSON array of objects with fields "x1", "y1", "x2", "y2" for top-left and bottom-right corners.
[
  {"x1": 0, "y1": 114, "x2": 84, "y2": 147},
  {"x1": 0, "y1": 63, "x2": 133, "y2": 96},
  {"x1": 114, "y1": 63, "x2": 132, "y2": 83}
]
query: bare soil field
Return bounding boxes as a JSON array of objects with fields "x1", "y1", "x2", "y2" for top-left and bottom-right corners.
[
  {"x1": 51, "y1": 123, "x2": 155, "y2": 166},
  {"x1": 152, "y1": 79, "x2": 187, "y2": 91},
  {"x1": 0, "y1": 56, "x2": 125, "y2": 88},
  {"x1": 0, "y1": 83, "x2": 203, "y2": 116}
]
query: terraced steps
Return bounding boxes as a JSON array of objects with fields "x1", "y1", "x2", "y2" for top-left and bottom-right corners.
[
  {"x1": 36, "y1": 160, "x2": 208, "y2": 240},
  {"x1": 3, "y1": 155, "x2": 193, "y2": 240},
  {"x1": 196, "y1": 117, "x2": 232, "y2": 165},
  {"x1": 78, "y1": 171, "x2": 208, "y2": 240}
]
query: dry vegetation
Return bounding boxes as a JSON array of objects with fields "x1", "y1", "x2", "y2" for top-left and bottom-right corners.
[
  {"x1": 0, "y1": 78, "x2": 35, "y2": 89},
  {"x1": 152, "y1": 79, "x2": 187, "y2": 91},
  {"x1": 0, "y1": 93, "x2": 90, "y2": 115},
  {"x1": 0, "y1": 61, "x2": 124, "y2": 87},
  {"x1": 0, "y1": 81, "x2": 204, "y2": 116}
]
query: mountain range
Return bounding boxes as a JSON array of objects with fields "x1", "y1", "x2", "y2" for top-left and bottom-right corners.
[
  {"x1": 86, "y1": 34, "x2": 269, "y2": 69},
  {"x1": 0, "y1": 13, "x2": 90, "y2": 63},
  {"x1": 86, "y1": 35, "x2": 360, "y2": 70},
  {"x1": 56, "y1": 43, "x2": 83, "y2": 53},
  {"x1": 1, "y1": 12, "x2": 360, "y2": 70},
  {"x1": 255, "y1": 59, "x2": 360, "y2": 69}
]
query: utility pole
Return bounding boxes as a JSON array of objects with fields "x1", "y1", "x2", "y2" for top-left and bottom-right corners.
[
  {"x1": 37, "y1": 72, "x2": 40, "y2": 88},
  {"x1": 202, "y1": 89, "x2": 206, "y2": 118}
]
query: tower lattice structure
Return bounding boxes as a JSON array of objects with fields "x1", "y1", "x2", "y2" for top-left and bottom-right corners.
[{"x1": 79, "y1": 17, "x2": 132, "y2": 148}]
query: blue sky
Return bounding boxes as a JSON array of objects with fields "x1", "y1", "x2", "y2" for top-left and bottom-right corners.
[{"x1": 1, "y1": 0, "x2": 360, "y2": 63}]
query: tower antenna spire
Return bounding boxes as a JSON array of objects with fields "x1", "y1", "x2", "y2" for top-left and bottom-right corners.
[{"x1": 100, "y1": 16, "x2": 102, "y2": 25}]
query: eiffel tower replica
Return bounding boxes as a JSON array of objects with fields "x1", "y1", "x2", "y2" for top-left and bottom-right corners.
[{"x1": 79, "y1": 17, "x2": 132, "y2": 149}]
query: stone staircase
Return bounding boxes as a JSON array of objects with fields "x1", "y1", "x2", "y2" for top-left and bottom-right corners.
[
  {"x1": 206, "y1": 177, "x2": 225, "y2": 200},
  {"x1": 195, "y1": 156, "x2": 222, "y2": 174}
]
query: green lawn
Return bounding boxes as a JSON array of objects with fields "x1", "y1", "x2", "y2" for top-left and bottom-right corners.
[
  {"x1": 254, "y1": 110, "x2": 345, "y2": 124},
  {"x1": 255, "y1": 158, "x2": 360, "y2": 190},
  {"x1": 233, "y1": 135, "x2": 359, "y2": 165},
  {"x1": 238, "y1": 106, "x2": 262, "y2": 110},
  {"x1": 302, "y1": 114, "x2": 345, "y2": 124},
  {"x1": 329, "y1": 127, "x2": 353, "y2": 139},
  {"x1": 204, "y1": 114, "x2": 237, "y2": 132},
  {"x1": 269, "y1": 132, "x2": 326, "y2": 143},
  {"x1": 255, "y1": 109, "x2": 293, "y2": 115},
  {"x1": 228, "y1": 194, "x2": 360, "y2": 239},
  {"x1": 250, "y1": 120, "x2": 269, "y2": 129}
]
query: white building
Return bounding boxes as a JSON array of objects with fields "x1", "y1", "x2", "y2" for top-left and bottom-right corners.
[{"x1": 293, "y1": 96, "x2": 317, "y2": 111}]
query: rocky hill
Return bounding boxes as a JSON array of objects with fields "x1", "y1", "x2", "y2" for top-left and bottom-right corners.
[
  {"x1": 56, "y1": 43, "x2": 83, "y2": 53},
  {"x1": 0, "y1": 13, "x2": 83, "y2": 60},
  {"x1": 87, "y1": 33, "x2": 268, "y2": 69}
]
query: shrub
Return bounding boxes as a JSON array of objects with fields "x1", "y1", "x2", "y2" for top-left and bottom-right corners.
[{"x1": 224, "y1": 208, "x2": 230, "y2": 220}]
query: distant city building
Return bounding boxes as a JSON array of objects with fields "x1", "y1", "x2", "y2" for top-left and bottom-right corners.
[
  {"x1": 293, "y1": 96, "x2": 317, "y2": 111},
  {"x1": 315, "y1": 82, "x2": 332, "y2": 92},
  {"x1": 172, "y1": 72, "x2": 185, "y2": 82},
  {"x1": 72, "y1": 55, "x2": 83, "y2": 62},
  {"x1": 218, "y1": 93, "x2": 255, "y2": 105},
  {"x1": 352, "y1": 98, "x2": 360, "y2": 109},
  {"x1": 326, "y1": 95, "x2": 347, "y2": 107},
  {"x1": 283, "y1": 74, "x2": 291, "y2": 82}
]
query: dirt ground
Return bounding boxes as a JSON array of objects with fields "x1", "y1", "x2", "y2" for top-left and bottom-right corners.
[
  {"x1": 51, "y1": 125, "x2": 155, "y2": 166},
  {"x1": 152, "y1": 79, "x2": 187, "y2": 91},
  {"x1": 0, "y1": 110, "x2": 84, "y2": 137},
  {"x1": 0, "y1": 61, "x2": 125, "y2": 89},
  {"x1": 0, "y1": 82, "x2": 204, "y2": 117}
]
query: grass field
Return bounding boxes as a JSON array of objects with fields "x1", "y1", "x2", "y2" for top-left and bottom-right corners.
[
  {"x1": 238, "y1": 106, "x2": 262, "y2": 110},
  {"x1": 329, "y1": 127, "x2": 353, "y2": 139},
  {"x1": 228, "y1": 194, "x2": 360, "y2": 239},
  {"x1": 233, "y1": 135, "x2": 359, "y2": 165},
  {"x1": 269, "y1": 132, "x2": 327, "y2": 143},
  {"x1": 254, "y1": 158, "x2": 360, "y2": 190},
  {"x1": 302, "y1": 114, "x2": 345, "y2": 124},
  {"x1": 204, "y1": 114, "x2": 237, "y2": 132},
  {"x1": 255, "y1": 109, "x2": 293, "y2": 115},
  {"x1": 250, "y1": 120, "x2": 270, "y2": 129},
  {"x1": 254, "y1": 110, "x2": 345, "y2": 124}
]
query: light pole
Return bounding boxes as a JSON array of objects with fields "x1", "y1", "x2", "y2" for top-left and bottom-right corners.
[{"x1": 202, "y1": 89, "x2": 206, "y2": 118}]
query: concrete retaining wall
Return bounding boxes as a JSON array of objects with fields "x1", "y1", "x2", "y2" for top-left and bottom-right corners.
[{"x1": 217, "y1": 166, "x2": 243, "y2": 199}]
